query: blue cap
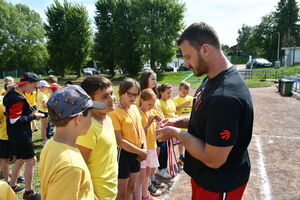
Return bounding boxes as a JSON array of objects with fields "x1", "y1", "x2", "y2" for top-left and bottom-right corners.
[{"x1": 47, "y1": 85, "x2": 105, "y2": 121}]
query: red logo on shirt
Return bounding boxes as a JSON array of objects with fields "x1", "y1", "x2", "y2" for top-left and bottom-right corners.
[{"x1": 220, "y1": 130, "x2": 231, "y2": 140}]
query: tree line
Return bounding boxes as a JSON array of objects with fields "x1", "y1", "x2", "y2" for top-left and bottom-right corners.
[
  {"x1": 0, "y1": 0, "x2": 184, "y2": 77},
  {"x1": 236, "y1": 0, "x2": 300, "y2": 64}
]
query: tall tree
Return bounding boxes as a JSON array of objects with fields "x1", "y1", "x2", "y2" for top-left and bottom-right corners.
[
  {"x1": 64, "y1": 4, "x2": 92, "y2": 77},
  {"x1": 133, "y1": 0, "x2": 184, "y2": 70},
  {"x1": 45, "y1": 0, "x2": 92, "y2": 77},
  {"x1": 0, "y1": 0, "x2": 48, "y2": 72},
  {"x1": 236, "y1": 24, "x2": 253, "y2": 56},
  {"x1": 275, "y1": 0, "x2": 299, "y2": 47},
  {"x1": 94, "y1": 0, "x2": 115, "y2": 75}
]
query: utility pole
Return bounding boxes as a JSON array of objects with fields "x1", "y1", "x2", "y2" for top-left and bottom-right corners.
[{"x1": 277, "y1": 32, "x2": 280, "y2": 61}]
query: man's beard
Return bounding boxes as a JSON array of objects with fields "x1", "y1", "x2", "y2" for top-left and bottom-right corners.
[{"x1": 192, "y1": 53, "x2": 208, "y2": 77}]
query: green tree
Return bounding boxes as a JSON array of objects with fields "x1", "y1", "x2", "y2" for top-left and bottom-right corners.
[
  {"x1": 0, "y1": 0, "x2": 48, "y2": 72},
  {"x1": 275, "y1": 0, "x2": 299, "y2": 47},
  {"x1": 94, "y1": 0, "x2": 116, "y2": 75},
  {"x1": 133, "y1": 0, "x2": 184, "y2": 70},
  {"x1": 236, "y1": 24, "x2": 253, "y2": 55},
  {"x1": 45, "y1": 0, "x2": 92, "y2": 77}
]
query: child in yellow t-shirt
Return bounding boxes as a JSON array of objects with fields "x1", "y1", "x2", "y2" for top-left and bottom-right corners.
[
  {"x1": 25, "y1": 90, "x2": 38, "y2": 132},
  {"x1": 0, "y1": 181, "x2": 18, "y2": 200},
  {"x1": 76, "y1": 76, "x2": 118, "y2": 200},
  {"x1": 109, "y1": 78, "x2": 148, "y2": 200},
  {"x1": 37, "y1": 80, "x2": 51, "y2": 145},
  {"x1": 39, "y1": 85, "x2": 105, "y2": 200},
  {"x1": 136, "y1": 88, "x2": 162, "y2": 199},
  {"x1": 0, "y1": 76, "x2": 14, "y2": 96},
  {"x1": 0, "y1": 97, "x2": 12, "y2": 183},
  {"x1": 173, "y1": 81, "x2": 193, "y2": 164}
]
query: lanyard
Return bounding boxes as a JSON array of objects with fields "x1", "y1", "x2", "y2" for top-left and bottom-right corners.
[
  {"x1": 119, "y1": 103, "x2": 141, "y2": 139},
  {"x1": 15, "y1": 87, "x2": 37, "y2": 113}
]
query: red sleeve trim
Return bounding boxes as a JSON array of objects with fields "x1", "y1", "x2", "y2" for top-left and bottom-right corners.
[{"x1": 9, "y1": 101, "x2": 24, "y2": 119}]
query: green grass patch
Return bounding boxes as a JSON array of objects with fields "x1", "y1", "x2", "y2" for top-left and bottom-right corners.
[{"x1": 244, "y1": 79, "x2": 275, "y2": 88}]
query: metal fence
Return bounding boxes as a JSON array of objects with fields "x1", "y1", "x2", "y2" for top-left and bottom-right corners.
[
  {"x1": 239, "y1": 68, "x2": 300, "y2": 81},
  {"x1": 0, "y1": 70, "x2": 24, "y2": 79}
]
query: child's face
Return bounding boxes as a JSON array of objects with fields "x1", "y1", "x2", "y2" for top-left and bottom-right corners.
[
  {"x1": 4, "y1": 78, "x2": 13, "y2": 85},
  {"x1": 179, "y1": 87, "x2": 189, "y2": 97},
  {"x1": 148, "y1": 74, "x2": 157, "y2": 89},
  {"x1": 39, "y1": 86, "x2": 49, "y2": 92},
  {"x1": 140, "y1": 98, "x2": 156, "y2": 112},
  {"x1": 120, "y1": 86, "x2": 140, "y2": 107},
  {"x1": 161, "y1": 88, "x2": 172, "y2": 101},
  {"x1": 92, "y1": 86, "x2": 115, "y2": 114}
]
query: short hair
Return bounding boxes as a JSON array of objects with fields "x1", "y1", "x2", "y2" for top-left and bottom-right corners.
[
  {"x1": 157, "y1": 84, "x2": 172, "y2": 99},
  {"x1": 65, "y1": 81, "x2": 73, "y2": 85},
  {"x1": 140, "y1": 88, "x2": 157, "y2": 102},
  {"x1": 4, "y1": 76, "x2": 14, "y2": 83},
  {"x1": 48, "y1": 107, "x2": 76, "y2": 127},
  {"x1": 140, "y1": 69, "x2": 158, "y2": 96},
  {"x1": 48, "y1": 75, "x2": 58, "y2": 83},
  {"x1": 119, "y1": 78, "x2": 141, "y2": 97},
  {"x1": 179, "y1": 80, "x2": 190, "y2": 90},
  {"x1": 176, "y1": 22, "x2": 221, "y2": 50},
  {"x1": 81, "y1": 75, "x2": 111, "y2": 98}
]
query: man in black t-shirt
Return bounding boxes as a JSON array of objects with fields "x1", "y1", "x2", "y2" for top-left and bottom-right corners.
[{"x1": 156, "y1": 22, "x2": 253, "y2": 200}]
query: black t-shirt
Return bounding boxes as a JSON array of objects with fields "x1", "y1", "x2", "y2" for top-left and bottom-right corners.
[{"x1": 184, "y1": 66, "x2": 253, "y2": 192}]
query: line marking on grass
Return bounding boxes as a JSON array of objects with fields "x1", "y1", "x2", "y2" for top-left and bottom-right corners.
[
  {"x1": 161, "y1": 170, "x2": 182, "y2": 200},
  {"x1": 253, "y1": 134, "x2": 300, "y2": 140},
  {"x1": 183, "y1": 72, "x2": 194, "y2": 81},
  {"x1": 254, "y1": 135, "x2": 272, "y2": 200}
]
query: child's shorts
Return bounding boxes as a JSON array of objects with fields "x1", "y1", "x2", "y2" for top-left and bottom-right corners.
[
  {"x1": 117, "y1": 148, "x2": 140, "y2": 179},
  {"x1": 12, "y1": 142, "x2": 35, "y2": 159},
  {"x1": 0, "y1": 139, "x2": 13, "y2": 159},
  {"x1": 141, "y1": 149, "x2": 159, "y2": 169}
]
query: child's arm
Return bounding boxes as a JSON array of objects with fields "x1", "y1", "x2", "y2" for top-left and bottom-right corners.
[{"x1": 176, "y1": 101, "x2": 192, "y2": 111}]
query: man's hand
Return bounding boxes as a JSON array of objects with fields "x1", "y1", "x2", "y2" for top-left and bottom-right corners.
[
  {"x1": 156, "y1": 126, "x2": 182, "y2": 142},
  {"x1": 137, "y1": 149, "x2": 148, "y2": 161},
  {"x1": 157, "y1": 118, "x2": 177, "y2": 128},
  {"x1": 34, "y1": 113, "x2": 45, "y2": 120}
]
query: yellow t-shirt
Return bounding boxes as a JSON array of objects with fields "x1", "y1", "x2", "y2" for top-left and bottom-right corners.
[
  {"x1": 0, "y1": 100, "x2": 8, "y2": 140},
  {"x1": 0, "y1": 181, "x2": 18, "y2": 200},
  {"x1": 25, "y1": 91, "x2": 37, "y2": 107},
  {"x1": 39, "y1": 138, "x2": 94, "y2": 200},
  {"x1": 139, "y1": 109, "x2": 157, "y2": 150},
  {"x1": 0, "y1": 88, "x2": 7, "y2": 96},
  {"x1": 173, "y1": 95, "x2": 193, "y2": 116},
  {"x1": 109, "y1": 105, "x2": 144, "y2": 148},
  {"x1": 37, "y1": 91, "x2": 49, "y2": 113},
  {"x1": 76, "y1": 117, "x2": 118, "y2": 200},
  {"x1": 160, "y1": 99, "x2": 177, "y2": 118}
]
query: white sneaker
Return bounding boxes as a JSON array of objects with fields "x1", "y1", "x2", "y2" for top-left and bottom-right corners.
[{"x1": 158, "y1": 168, "x2": 172, "y2": 179}]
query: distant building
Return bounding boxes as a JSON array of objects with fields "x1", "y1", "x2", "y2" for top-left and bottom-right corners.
[{"x1": 282, "y1": 47, "x2": 300, "y2": 66}]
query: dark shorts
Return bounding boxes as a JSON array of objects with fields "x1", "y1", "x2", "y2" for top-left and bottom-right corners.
[
  {"x1": 157, "y1": 141, "x2": 163, "y2": 147},
  {"x1": 12, "y1": 142, "x2": 35, "y2": 159},
  {"x1": 191, "y1": 179, "x2": 247, "y2": 200},
  {"x1": 117, "y1": 148, "x2": 140, "y2": 179},
  {"x1": 38, "y1": 110, "x2": 48, "y2": 118},
  {"x1": 0, "y1": 139, "x2": 13, "y2": 159}
]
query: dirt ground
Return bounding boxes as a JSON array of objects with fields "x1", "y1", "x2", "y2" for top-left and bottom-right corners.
[{"x1": 157, "y1": 86, "x2": 300, "y2": 200}]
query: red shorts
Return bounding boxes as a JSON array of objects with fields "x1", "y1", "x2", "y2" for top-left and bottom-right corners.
[{"x1": 191, "y1": 179, "x2": 247, "y2": 200}]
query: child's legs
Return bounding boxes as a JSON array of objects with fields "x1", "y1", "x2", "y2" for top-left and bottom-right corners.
[
  {"x1": 127, "y1": 172, "x2": 139, "y2": 200},
  {"x1": 135, "y1": 169, "x2": 144, "y2": 200},
  {"x1": 10, "y1": 159, "x2": 25, "y2": 186},
  {"x1": 142, "y1": 167, "x2": 152, "y2": 197},
  {"x1": 117, "y1": 178, "x2": 129, "y2": 200},
  {"x1": 24, "y1": 156, "x2": 36, "y2": 191},
  {"x1": 41, "y1": 118, "x2": 48, "y2": 141},
  {"x1": 0, "y1": 158, "x2": 10, "y2": 182}
]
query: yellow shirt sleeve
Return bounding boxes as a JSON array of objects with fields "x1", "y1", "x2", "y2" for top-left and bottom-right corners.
[
  {"x1": 109, "y1": 111, "x2": 121, "y2": 131},
  {"x1": 37, "y1": 92, "x2": 48, "y2": 112},
  {"x1": 0, "y1": 89, "x2": 7, "y2": 96},
  {"x1": 0, "y1": 181, "x2": 18, "y2": 200},
  {"x1": 76, "y1": 121, "x2": 97, "y2": 150},
  {"x1": 0, "y1": 101, "x2": 8, "y2": 140}
]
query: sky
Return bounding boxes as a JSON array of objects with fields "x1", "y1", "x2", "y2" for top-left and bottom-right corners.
[{"x1": 7, "y1": 0, "x2": 300, "y2": 46}]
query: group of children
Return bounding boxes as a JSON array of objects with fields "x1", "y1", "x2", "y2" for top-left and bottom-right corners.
[{"x1": 0, "y1": 69, "x2": 193, "y2": 200}]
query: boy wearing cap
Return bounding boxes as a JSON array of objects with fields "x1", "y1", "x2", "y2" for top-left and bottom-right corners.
[
  {"x1": 39, "y1": 85, "x2": 105, "y2": 200},
  {"x1": 37, "y1": 80, "x2": 51, "y2": 145},
  {"x1": 3, "y1": 72, "x2": 44, "y2": 199}
]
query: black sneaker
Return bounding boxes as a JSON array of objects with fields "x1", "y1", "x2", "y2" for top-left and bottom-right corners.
[
  {"x1": 148, "y1": 184, "x2": 162, "y2": 197},
  {"x1": 17, "y1": 175, "x2": 25, "y2": 183},
  {"x1": 23, "y1": 190, "x2": 41, "y2": 200},
  {"x1": 151, "y1": 178, "x2": 165, "y2": 188},
  {"x1": 11, "y1": 184, "x2": 25, "y2": 193}
]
